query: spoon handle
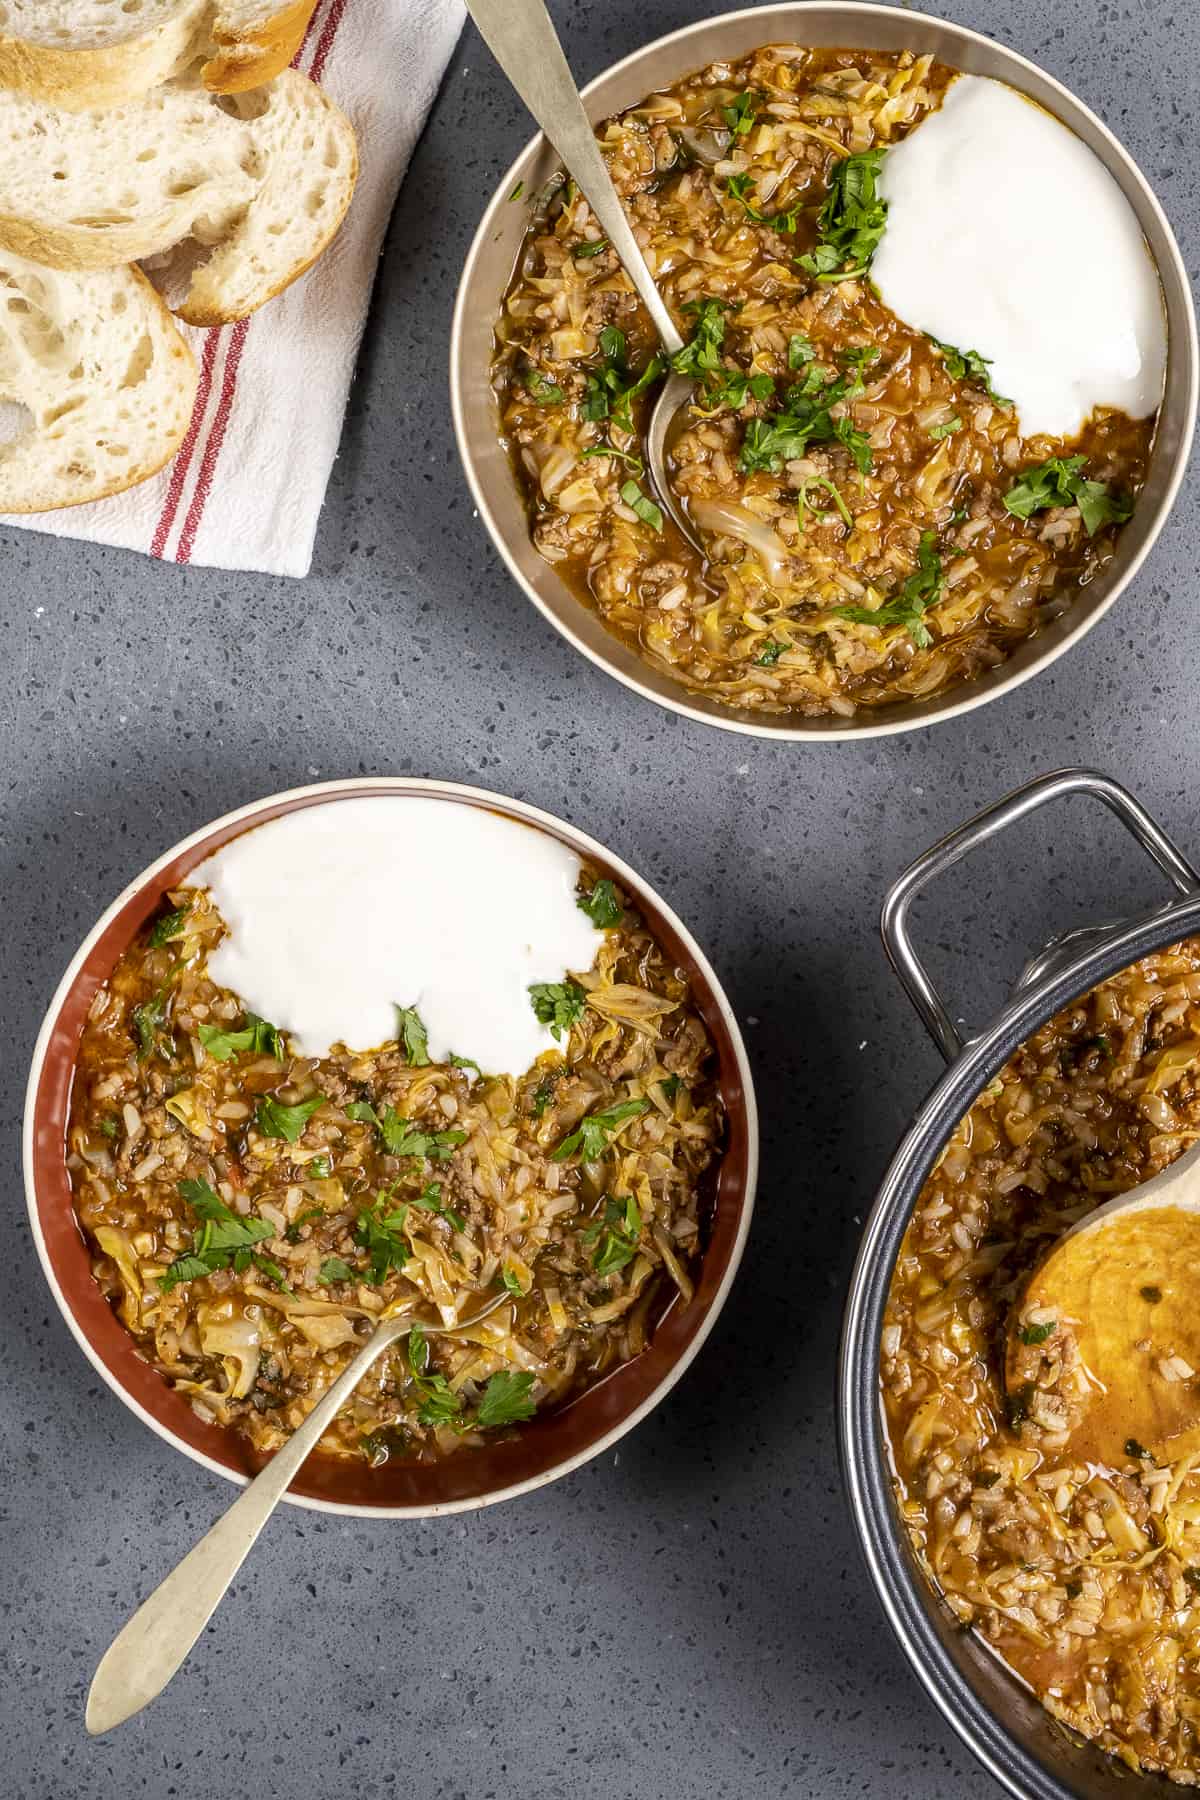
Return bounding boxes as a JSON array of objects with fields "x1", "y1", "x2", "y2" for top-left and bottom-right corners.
[
  {"x1": 466, "y1": 0, "x2": 684, "y2": 356},
  {"x1": 85, "y1": 1317, "x2": 404, "y2": 1736}
]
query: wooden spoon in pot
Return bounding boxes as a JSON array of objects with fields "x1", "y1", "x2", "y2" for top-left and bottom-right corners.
[{"x1": 1005, "y1": 1139, "x2": 1200, "y2": 1466}]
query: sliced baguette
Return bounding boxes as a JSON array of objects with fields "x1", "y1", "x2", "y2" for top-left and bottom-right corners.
[
  {"x1": 204, "y1": 0, "x2": 317, "y2": 93},
  {"x1": 0, "y1": 251, "x2": 197, "y2": 513},
  {"x1": 0, "y1": 70, "x2": 358, "y2": 325},
  {"x1": 0, "y1": 1, "x2": 318, "y2": 110}
]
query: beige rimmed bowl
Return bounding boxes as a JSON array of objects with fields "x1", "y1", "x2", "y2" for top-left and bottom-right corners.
[
  {"x1": 450, "y1": 0, "x2": 1197, "y2": 741},
  {"x1": 23, "y1": 778, "x2": 757, "y2": 1518}
]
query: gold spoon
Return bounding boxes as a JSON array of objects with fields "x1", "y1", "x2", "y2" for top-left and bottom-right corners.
[
  {"x1": 1005, "y1": 1139, "x2": 1200, "y2": 1466},
  {"x1": 466, "y1": 0, "x2": 700, "y2": 551},
  {"x1": 85, "y1": 1292, "x2": 509, "y2": 1735}
]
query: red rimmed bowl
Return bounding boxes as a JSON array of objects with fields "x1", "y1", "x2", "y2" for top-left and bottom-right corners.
[{"x1": 24, "y1": 778, "x2": 757, "y2": 1518}]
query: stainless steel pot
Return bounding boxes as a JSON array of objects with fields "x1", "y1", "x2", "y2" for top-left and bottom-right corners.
[
  {"x1": 840, "y1": 767, "x2": 1200, "y2": 1798},
  {"x1": 451, "y1": 5, "x2": 1198, "y2": 741}
]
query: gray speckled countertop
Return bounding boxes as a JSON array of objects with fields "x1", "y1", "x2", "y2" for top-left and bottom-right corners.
[{"x1": 2, "y1": 3, "x2": 1197, "y2": 1795}]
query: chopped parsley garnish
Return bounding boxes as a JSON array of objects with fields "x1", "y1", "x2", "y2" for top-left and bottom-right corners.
[
  {"x1": 305, "y1": 1157, "x2": 332, "y2": 1181},
  {"x1": 573, "y1": 238, "x2": 608, "y2": 258},
  {"x1": 344, "y1": 1100, "x2": 465, "y2": 1161},
  {"x1": 579, "y1": 443, "x2": 645, "y2": 471},
  {"x1": 697, "y1": 367, "x2": 775, "y2": 415},
  {"x1": 668, "y1": 299, "x2": 773, "y2": 417},
  {"x1": 354, "y1": 1194, "x2": 412, "y2": 1283},
  {"x1": 147, "y1": 904, "x2": 189, "y2": 948},
  {"x1": 928, "y1": 336, "x2": 1012, "y2": 407},
  {"x1": 798, "y1": 149, "x2": 888, "y2": 281},
  {"x1": 583, "y1": 1193, "x2": 642, "y2": 1277},
  {"x1": 620, "y1": 479, "x2": 664, "y2": 533},
  {"x1": 797, "y1": 473, "x2": 853, "y2": 533},
  {"x1": 659, "y1": 1075, "x2": 682, "y2": 1101},
  {"x1": 318, "y1": 1256, "x2": 356, "y2": 1285},
  {"x1": 388, "y1": 1116, "x2": 466, "y2": 1161},
  {"x1": 928, "y1": 416, "x2": 962, "y2": 441},
  {"x1": 98, "y1": 1114, "x2": 119, "y2": 1140},
  {"x1": 725, "y1": 170, "x2": 803, "y2": 233},
  {"x1": 834, "y1": 530, "x2": 943, "y2": 647},
  {"x1": 974, "y1": 1468, "x2": 1002, "y2": 1489},
  {"x1": 409, "y1": 1180, "x2": 467, "y2": 1235},
  {"x1": 671, "y1": 298, "x2": 728, "y2": 379},
  {"x1": 405, "y1": 1329, "x2": 536, "y2": 1432},
  {"x1": 1006, "y1": 1381, "x2": 1034, "y2": 1430},
  {"x1": 721, "y1": 91, "x2": 759, "y2": 137},
  {"x1": 553, "y1": 1097, "x2": 649, "y2": 1163},
  {"x1": 476, "y1": 1369, "x2": 537, "y2": 1428},
  {"x1": 255, "y1": 1093, "x2": 325, "y2": 1143},
  {"x1": 1004, "y1": 455, "x2": 1134, "y2": 536},
  {"x1": 739, "y1": 364, "x2": 872, "y2": 476},
  {"x1": 523, "y1": 367, "x2": 564, "y2": 406},
  {"x1": 507, "y1": 180, "x2": 524, "y2": 202},
  {"x1": 253, "y1": 1254, "x2": 290, "y2": 1292},
  {"x1": 529, "y1": 980, "x2": 586, "y2": 1042},
  {"x1": 599, "y1": 323, "x2": 625, "y2": 362},
  {"x1": 755, "y1": 639, "x2": 787, "y2": 667},
  {"x1": 577, "y1": 878, "x2": 623, "y2": 928},
  {"x1": 158, "y1": 1178, "x2": 280, "y2": 1291},
  {"x1": 408, "y1": 1324, "x2": 430, "y2": 1374},
  {"x1": 131, "y1": 992, "x2": 169, "y2": 1061},
  {"x1": 402, "y1": 1324, "x2": 464, "y2": 1424},
  {"x1": 787, "y1": 333, "x2": 815, "y2": 370},
  {"x1": 583, "y1": 327, "x2": 665, "y2": 431},
  {"x1": 839, "y1": 345, "x2": 880, "y2": 369},
  {"x1": 178, "y1": 1176, "x2": 233, "y2": 1220},
  {"x1": 285, "y1": 1206, "x2": 323, "y2": 1243},
  {"x1": 449, "y1": 1053, "x2": 483, "y2": 1078},
  {"x1": 1018, "y1": 1320, "x2": 1056, "y2": 1346},
  {"x1": 499, "y1": 1265, "x2": 527, "y2": 1297},
  {"x1": 396, "y1": 1004, "x2": 430, "y2": 1066},
  {"x1": 199, "y1": 1011, "x2": 284, "y2": 1062},
  {"x1": 416, "y1": 1377, "x2": 464, "y2": 1427},
  {"x1": 531, "y1": 1069, "x2": 563, "y2": 1119}
]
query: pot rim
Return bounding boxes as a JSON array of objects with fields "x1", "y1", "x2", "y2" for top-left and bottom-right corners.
[
  {"x1": 450, "y1": 0, "x2": 1198, "y2": 742},
  {"x1": 23, "y1": 776, "x2": 758, "y2": 1520},
  {"x1": 840, "y1": 776, "x2": 1200, "y2": 1797}
]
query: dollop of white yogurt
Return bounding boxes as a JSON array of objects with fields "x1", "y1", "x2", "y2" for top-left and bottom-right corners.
[
  {"x1": 871, "y1": 74, "x2": 1166, "y2": 441},
  {"x1": 193, "y1": 797, "x2": 602, "y2": 1076}
]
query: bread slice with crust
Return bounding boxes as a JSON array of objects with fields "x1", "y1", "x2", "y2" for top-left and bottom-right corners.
[
  {"x1": 0, "y1": 70, "x2": 358, "y2": 325},
  {"x1": 0, "y1": 251, "x2": 197, "y2": 512},
  {"x1": 204, "y1": 0, "x2": 316, "y2": 92},
  {"x1": 0, "y1": 1, "x2": 318, "y2": 110}
]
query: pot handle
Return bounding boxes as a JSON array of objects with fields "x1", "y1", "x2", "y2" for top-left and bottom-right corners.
[{"x1": 880, "y1": 767, "x2": 1200, "y2": 1063}]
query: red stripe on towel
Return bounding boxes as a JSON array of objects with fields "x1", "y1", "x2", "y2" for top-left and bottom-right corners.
[
  {"x1": 174, "y1": 319, "x2": 250, "y2": 566},
  {"x1": 150, "y1": 329, "x2": 222, "y2": 560},
  {"x1": 309, "y1": 0, "x2": 349, "y2": 82}
]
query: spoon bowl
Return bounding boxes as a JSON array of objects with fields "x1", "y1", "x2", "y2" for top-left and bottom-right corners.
[{"x1": 1006, "y1": 1138, "x2": 1200, "y2": 1464}]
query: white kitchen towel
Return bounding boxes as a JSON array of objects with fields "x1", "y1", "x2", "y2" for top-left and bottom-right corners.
[{"x1": 1, "y1": 0, "x2": 464, "y2": 578}]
